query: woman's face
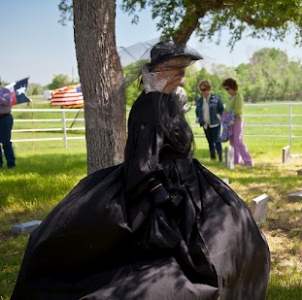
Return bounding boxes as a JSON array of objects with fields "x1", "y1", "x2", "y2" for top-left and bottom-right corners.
[
  {"x1": 199, "y1": 85, "x2": 210, "y2": 98},
  {"x1": 224, "y1": 86, "x2": 236, "y2": 96},
  {"x1": 153, "y1": 57, "x2": 191, "y2": 93}
]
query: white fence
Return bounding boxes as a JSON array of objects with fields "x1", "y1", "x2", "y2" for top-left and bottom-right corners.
[
  {"x1": 240, "y1": 102, "x2": 302, "y2": 147},
  {"x1": 12, "y1": 108, "x2": 85, "y2": 148},
  {"x1": 11, "y1": 102, "x2": 302, "y2": 148}
]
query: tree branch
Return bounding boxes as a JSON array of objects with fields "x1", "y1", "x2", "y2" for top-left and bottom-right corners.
[{"x1": 173, "y1": 5, "x2": 205, "y2": 45}]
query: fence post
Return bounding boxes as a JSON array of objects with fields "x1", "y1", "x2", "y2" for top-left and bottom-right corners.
[
  {"x1": 288, "y1": 103, "x2": 293, "y2": 147},
  {"x1": 62, "y1": 110, "x2": 68, "y2": 148}
]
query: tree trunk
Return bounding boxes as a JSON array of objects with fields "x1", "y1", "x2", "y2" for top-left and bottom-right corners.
[{"x1": 73, "y1": 0, "x2": 126, "y2": 174}]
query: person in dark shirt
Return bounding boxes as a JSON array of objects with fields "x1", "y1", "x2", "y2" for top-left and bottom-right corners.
[
  {"x1": 0, "y1": 87, "x2": 15, "y2": 168},
  {"x1": 11, "y1": 41, "x2": 269, "y2": 300}
]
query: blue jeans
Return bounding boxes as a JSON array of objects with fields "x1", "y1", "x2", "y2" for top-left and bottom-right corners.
[
  {"x1": 203, "y1": 125, "x2": 222, "y2": 161},
  {"x1": 0, "y1": 114, "x2": 15, "y2": 168}
]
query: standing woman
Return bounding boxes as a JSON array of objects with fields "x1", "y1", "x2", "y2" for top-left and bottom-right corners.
[
  {"x1": 12, "y1": 42, "x2": 269, "y2": 300},
  {"x1": 195, "y1": 80, "x2": 224, "y2": 161},
  {"x1": 0, "y1": 87, "x2": 16, "y2": 169},
  {"x1": 222, "y1": 78, "x2": 253, "y2": 167}
]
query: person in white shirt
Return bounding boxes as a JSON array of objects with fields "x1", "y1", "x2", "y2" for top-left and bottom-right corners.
[
  {"x1": 0, "y1": 87, "x2": 16, "y2": 168},
  {"x1": 195, "y1": 80, "x2": 224, "y2": 161}
]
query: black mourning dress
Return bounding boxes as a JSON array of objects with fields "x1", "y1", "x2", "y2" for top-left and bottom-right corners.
[{"x1": 11, "y1": 91, "x2": 270, "y2": 300}]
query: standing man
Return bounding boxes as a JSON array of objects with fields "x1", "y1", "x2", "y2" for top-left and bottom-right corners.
[
  {"x1": 0, "y1": 87, "x2": 16, "y2": 168},
  {"x1": 195, "y1": 80, "x2": 224, "y2": 161}
]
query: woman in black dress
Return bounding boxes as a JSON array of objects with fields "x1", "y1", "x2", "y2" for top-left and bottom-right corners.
[{"x1": 11, "y1": 41, "x2": 270, "y2": 300}]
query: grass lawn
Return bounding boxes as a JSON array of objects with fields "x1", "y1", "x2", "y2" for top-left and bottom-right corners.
[{"x1": 0, "y1": 99, "x2": 302, "y2": 299}]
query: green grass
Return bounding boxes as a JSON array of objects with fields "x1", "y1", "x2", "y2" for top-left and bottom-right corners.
[
  {"x1": 1, "y1": 99, "x2": 302, "y2": 299},
  {"x1": 0, "y1": 148, "x2": 87, "y2": 299}
]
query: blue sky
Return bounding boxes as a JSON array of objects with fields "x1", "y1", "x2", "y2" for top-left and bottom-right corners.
[{"x1": 1, "y1": 0, "x2": 302, "y2": 85}]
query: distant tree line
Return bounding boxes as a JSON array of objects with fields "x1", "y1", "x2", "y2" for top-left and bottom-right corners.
[
  {"x1": 236, "y1": 48, "x2": 302, "y2": 102},
  {"x1": 125, "y1": 48, "x2": 302, "y2": 105},
  {"x1": 0, "y1": 74, "x2": 79, "y2": 96},
  {"x1": 33, "y1": 74, "x2": 78, "y2": 96},
  {"x1": 2, "y1": 48, "x2": 302, "y2": 102}
]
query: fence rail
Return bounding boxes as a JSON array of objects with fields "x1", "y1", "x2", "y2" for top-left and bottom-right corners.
[
  {"x1": 11, "y1": 102, "x2": 302, "y2": 148},
  {"x1": 12, "y1": 108, "x2": 85, "y2": 147}
]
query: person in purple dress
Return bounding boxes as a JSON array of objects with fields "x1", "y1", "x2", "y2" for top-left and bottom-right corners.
[
  {"x1": 222, "y1": 78, "x2": 253, "y2": 167},
  {"x1": 220, "y1": 110, "x2": 235, "y2": 143}
]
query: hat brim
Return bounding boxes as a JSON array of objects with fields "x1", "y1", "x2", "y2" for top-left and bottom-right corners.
[{"x1": 150, "y1": 44, "x2": 203, "y2": 66}]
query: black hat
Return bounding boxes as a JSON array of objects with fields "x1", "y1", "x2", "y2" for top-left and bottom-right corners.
[{"x1": 150, "y1": 41, "x2": 202, "y2": 65}]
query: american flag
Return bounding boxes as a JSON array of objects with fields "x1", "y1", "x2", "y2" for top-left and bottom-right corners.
[{"x1": 51, "y1": 85, "x2": 84, "y2": 108}]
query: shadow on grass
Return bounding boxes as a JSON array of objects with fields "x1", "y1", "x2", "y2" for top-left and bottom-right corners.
[{"x1": 0, "y1": 234, "x2": 27, "y2": 300}]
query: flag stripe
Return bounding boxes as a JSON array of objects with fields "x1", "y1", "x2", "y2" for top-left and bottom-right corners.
[{"x1": 50, "y1": 85, "x2": 84, "y2": 108}]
